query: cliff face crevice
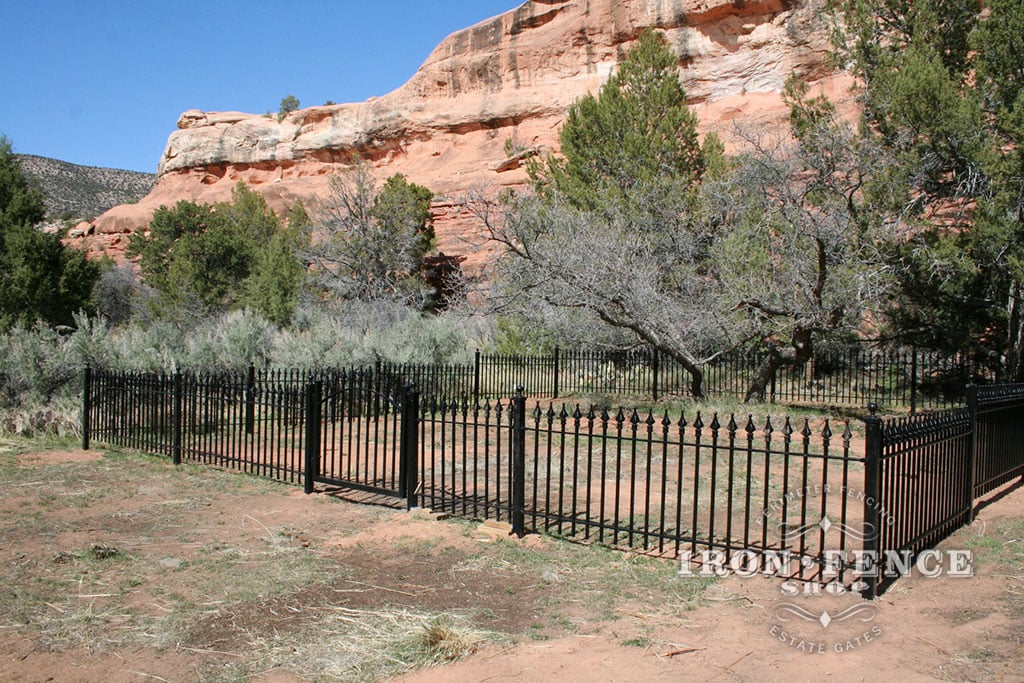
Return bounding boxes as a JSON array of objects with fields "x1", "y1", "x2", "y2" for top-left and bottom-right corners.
[{"x1": 75, "y1": 0, "x2": 849, "y2": 275}]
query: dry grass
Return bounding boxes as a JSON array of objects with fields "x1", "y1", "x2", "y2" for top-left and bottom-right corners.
[
  {"x1": 195, "y1": 607, "x2": 492, "y2": 682},
  {"x1": 0, "y1": 437, "x2": 710, "y2": 681}
]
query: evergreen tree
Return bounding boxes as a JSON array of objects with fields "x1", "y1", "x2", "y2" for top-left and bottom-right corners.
[
  {"x1": 127, "y1": 199, "x2": 215, "y2": 297},
  {"x1": 834, "y1": 0, "x2": 1024, "y2": 377},
  {"x1": 128, "y1": 182, "x2": 306, "y2": 323},
  {"x1": 711, "y1": 76, "x2": 890, "y2": 400},
  {"x1": 239, "y1": 203, "x2": 310, "y2": 326},
  {"x1": 373, "y1": 173, "x2": 435, "y2": 256},
  {"x1": 278, "y1": 95, "x2": 300, "y2": 121},
  {"x1": 487, "y1": 30, "x2": 721, "y2": 396},
  {"x1": 531, "y1": 28, "x2": 704, "y2": 212},
  {"x1": 307, "y1": 167, "x2": 435, "y2": 308},
  {"x1": 0, "y1": 137, "x2": 46, "y2": 230},
  {"x1": 0, "y1": 137, "x2": 99, "y2": 331}
]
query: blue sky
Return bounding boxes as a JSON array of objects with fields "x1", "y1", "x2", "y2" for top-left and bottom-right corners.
[{"x1": 1, "y1": 0, "x2": 521, "y2": 173}]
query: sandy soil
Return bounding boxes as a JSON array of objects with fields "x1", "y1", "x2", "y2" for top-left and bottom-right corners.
[{"x1": 1, "y1": 445, "x2": 1021, "y2": 682}]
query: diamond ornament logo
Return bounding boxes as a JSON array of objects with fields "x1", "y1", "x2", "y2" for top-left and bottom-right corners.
[{"x1": 773, "y1": 603, "x2": 877, "y2": 629}]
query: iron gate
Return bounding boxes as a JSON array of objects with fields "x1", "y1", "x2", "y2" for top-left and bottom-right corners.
[{"x1": 305, "y1": 372, "x2": 419, "y2": 508}]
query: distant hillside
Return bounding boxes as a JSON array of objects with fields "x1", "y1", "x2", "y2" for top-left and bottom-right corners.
[{"x1": 15, "y1": 154, "x2": 155, "y2": 221}]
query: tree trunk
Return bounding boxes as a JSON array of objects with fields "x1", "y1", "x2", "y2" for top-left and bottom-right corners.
[
  {"x1": 598, "y1": 313, "x2": 707, "y2": 398},
  {"x1": 681, "y1": 357, "x2": 705, "y2": 399},
  {"x1": 745, "y1": 346, "x2": 786, "y2": 402},
  {"x1": 655, "y1": 345, "x2": 706, "y2": 398},
  {"x1": 744, "y1": 329, "x2": 814, "y2": 403},
  {"x1": 1007, "y1": 281, "x2": 1024, "y2": 382}
]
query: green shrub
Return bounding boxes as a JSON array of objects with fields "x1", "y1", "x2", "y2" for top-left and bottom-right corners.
[
  {"x1": 0, "y1": 325, "x2": 76, "y2": 407},
  {"x1": 184, "y1": 309, "x2": 276, "y2": 371},
  {"x1": 0, "y1": 303, "x2": 487, "y2": 435},
  {"x1": 271, "y1": 303, "x2": 475, "y2": 369},
  {"x1": 368, "y1": 312, "x2": 473, "y2": 365},
  {"x1": 278, "y1": 95, "x2": 300, "y2": 122},
  {"x1": 0, "y1": 324, "x2": 82, "y2": 435}
]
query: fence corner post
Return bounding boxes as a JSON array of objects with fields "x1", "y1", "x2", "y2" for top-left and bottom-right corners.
[
  {"x1": 81, "y1": 366, "x2": 92, "y2": 451},
  {"x1": 966, "y1": 384, "x2": 979, "y2": 522},
  {"x1": 401, "y1": 383, "x2": 420, "y2": 510},
  {"x1": 172, "y1": 370, "x2": 183, "y2": 466},
  {"x1": 304, "y1": 380, "x2": 323, "y2": 495},
  {"x1": 511, "y1": 386, "x2": 527, "y2": 538},
  {"x1": 861, "y1": 402, "x2": 884, "y2": 599}
]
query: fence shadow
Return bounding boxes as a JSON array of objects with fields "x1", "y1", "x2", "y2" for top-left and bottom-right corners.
[
  {"x1": 316, "y1": 486, "x2": 407, "y2": 510},
  {"x1": 973, "y1": 477, "x2": 1024, "y2": 517}
]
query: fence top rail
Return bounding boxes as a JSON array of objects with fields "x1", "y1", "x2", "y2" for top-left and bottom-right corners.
[
  {"x1": 975, "y1": 383, "x2": 1024, "y2": 408},
  {"x1": 879, "y1": 407, "x2": 972, "y2": 446},
  {"x1": 416, "y1": 394, "x2": 861, "y2": 461}
]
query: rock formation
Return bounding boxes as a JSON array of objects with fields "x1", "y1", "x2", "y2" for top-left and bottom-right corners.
[{"x1": 73, "y1": 0, "x2": 850, "y2": 274}]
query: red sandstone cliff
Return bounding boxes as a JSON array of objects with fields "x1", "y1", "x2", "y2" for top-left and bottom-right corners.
[{"x1": 72, "y1": 0, "x2": 850, "y2": 273}]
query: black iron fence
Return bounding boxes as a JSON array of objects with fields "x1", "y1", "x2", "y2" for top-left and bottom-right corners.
[
  {"x1": 381, "y1": 346, "x2": 991, "y2": 411},
  {"x1": 860, "y1": 384, "x2": 1024, "y2": 597},
  {"x1": 417, "y1": 392, "x2": 866, "y2": 586},
  {"x1": 84, "y1": 367, "x2": 317, "y2": 482},
  {"x1": 82, "y1": 367, "x2": 1024, "y2": 599}
]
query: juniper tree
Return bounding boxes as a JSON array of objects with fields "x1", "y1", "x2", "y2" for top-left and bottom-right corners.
[
  {"x1": 483, "y1": 28, "x2": 890, "y2": 400},
  {"x1": 306, "y1": 165, "x2": 436, "y2": 309},
  {"x1": 711, "y1": 77, "x2": 891, "y2": 400},
  {"x1": 833, "y1": 0, "x2": 1024, "y2": 378},
  {"x1": 128, "y1": 182, "x2": 306, "y2": 324},
  {"x1": 0, "y1": 136, "x2": 99, "y2": 331}
]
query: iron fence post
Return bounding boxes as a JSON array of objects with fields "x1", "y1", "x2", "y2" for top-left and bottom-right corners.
[
  {"x1": 511, "y1": 386, "x2": 527, "y2": 537},
  {"x1": 966, "y1": 384, "x2": 979, "y2": 521},
  {"x1": 652, "y1": 348, "x2": 660, "y2": 402},
  {"x1": 401, "y1": 384, "x2": 420, "y2": 510},
  {"x1": 171, "y1": 370, "x2": 183, "y2": 465},
  {"x1": 909, "y1": 349, "x2": 919, "y2": 414},
  {"x1": 861, "y1": 403, "x2": 884, "y2": 599},
  {"x1": 245, "y1": 364, "x2": 256, "y2": 434},
  {"x1": 398, "y1": 384, "x2": 407, "y2": 498},
  {"x1": 552, "y1": 346, "x2": 560, "y2": 399},
  {"x1": 304, "y1": 380, "x2": 322, "y2": 495},
  {"x1": 81, "y1": 366, "x2": 92, "y2": 451},
  {"x1": 473, "y1": 349, "x2": 481, "y2": 404}
]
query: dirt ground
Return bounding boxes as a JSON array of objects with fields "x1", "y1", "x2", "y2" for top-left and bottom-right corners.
[{"x1": 1, "y1": 441, "x2": 1022, "y2": 682}]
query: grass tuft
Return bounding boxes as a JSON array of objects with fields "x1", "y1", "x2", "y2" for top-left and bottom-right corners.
[{"x1": 412, "y1": 615, "x2": 486, "y2": 664}]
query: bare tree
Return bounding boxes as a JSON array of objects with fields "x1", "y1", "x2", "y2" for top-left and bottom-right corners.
[
  {"x1": 471, "y1": 184, "x2": 742, "y2": 398},
  {"x1": 305, "y1": 164, "x2": 434, "y2": 308},
  {"x1": 711, "y1": 80, "x2": 893, "y2": 400},
  {"x1": 470, "y1": 78, "x2": 891, "y2": 402}
]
